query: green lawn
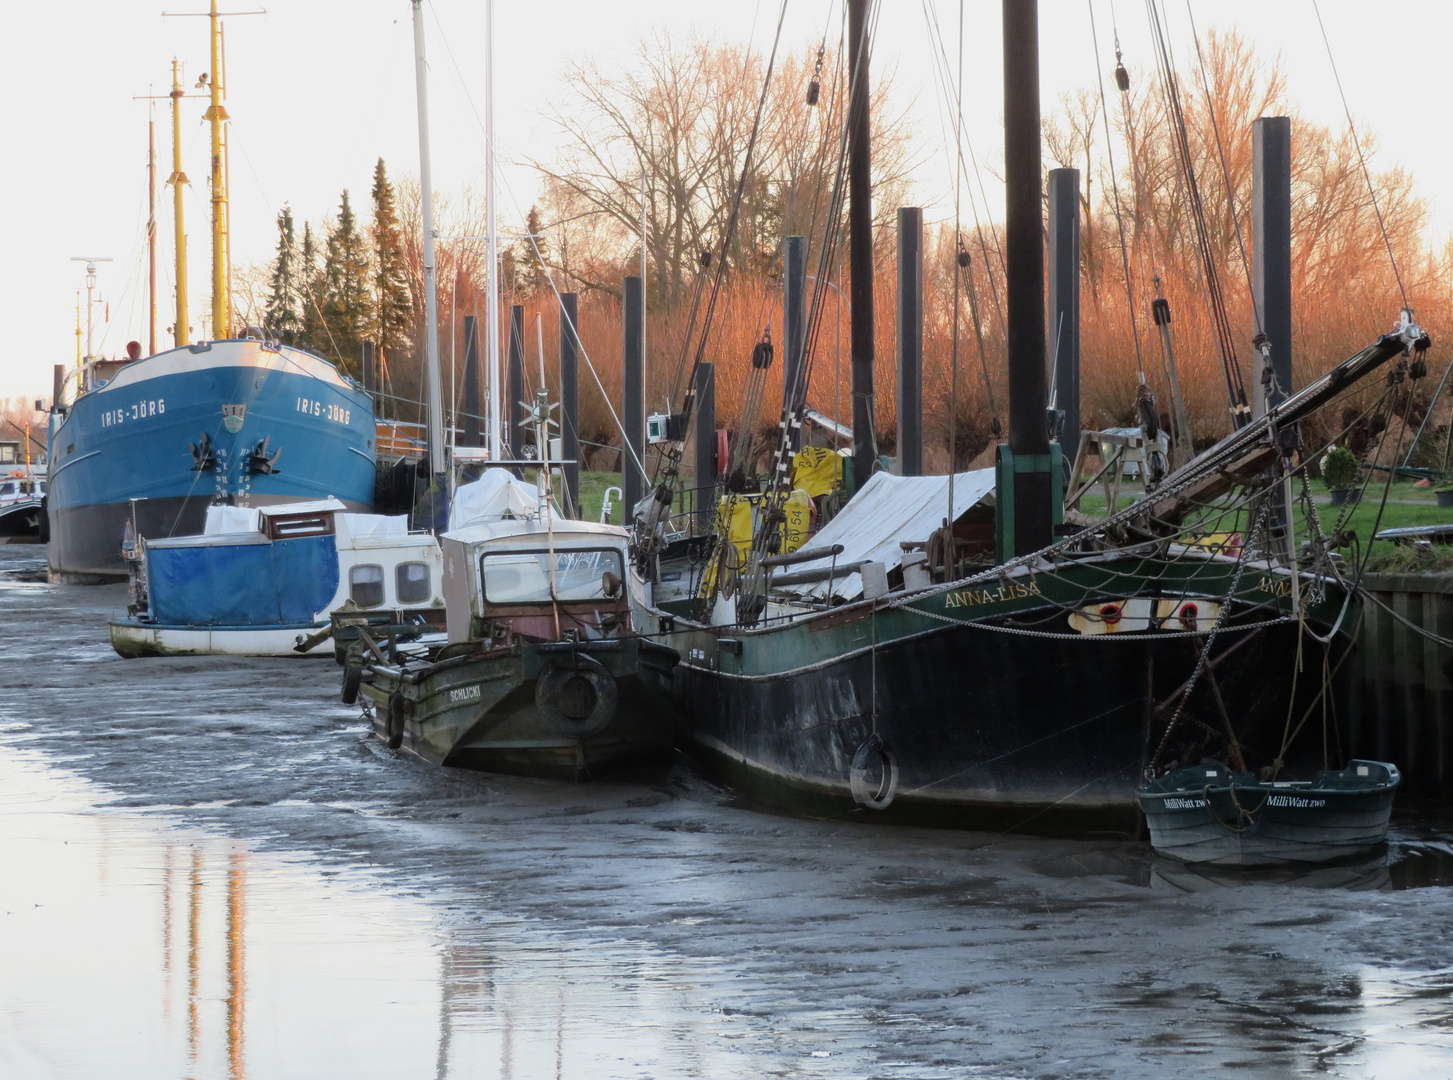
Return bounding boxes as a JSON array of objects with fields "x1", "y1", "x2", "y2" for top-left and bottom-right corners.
[
  {"x1": 1074, "y1": 479, "x2": 1453, "y2": 548},
  {"x1": 525, "y1": 470, "x2": 709, "y2": 525}
]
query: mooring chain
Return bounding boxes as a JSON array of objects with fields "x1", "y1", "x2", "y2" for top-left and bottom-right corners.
[{"x1": 1145, "y1": 500, "x2": 1271, "y2": 776}]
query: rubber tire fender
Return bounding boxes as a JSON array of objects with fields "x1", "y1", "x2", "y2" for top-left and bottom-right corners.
[
  {"x1": 340, "y1": 659, "x2": 363, "y2": 705},
  {"x1": 386, "y1": 691, "x2": 407, "y2": 750},
  {"x1": 850, "y1": 734, "x2": 899, "y2": 811},
  {"x1": 535, "y1": 655, "x2": 618, "y2": 740}
]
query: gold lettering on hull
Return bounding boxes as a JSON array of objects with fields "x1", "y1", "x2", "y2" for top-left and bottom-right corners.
[{"x1": 942, "y1": 578, "x2": 1042, "y2": 609}]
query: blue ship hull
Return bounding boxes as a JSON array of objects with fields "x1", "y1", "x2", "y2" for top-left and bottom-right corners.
[{"x1": 47, "y1": 340, "x2": 375, "y2": 580}]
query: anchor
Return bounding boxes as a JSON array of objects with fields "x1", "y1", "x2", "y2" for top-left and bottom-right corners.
[
  {"x1": 189, "y1": 432, "x2": 218, "y2": 472},
  {"x1": 246, "y1": 436, "x2": 281, "y2": 476}
]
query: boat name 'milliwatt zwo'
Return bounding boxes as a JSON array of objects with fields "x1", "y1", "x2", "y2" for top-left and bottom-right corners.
[
  {"x1": 942, "y1": 578, "x2": 1043, "y2": 609},
  {"x1": 1162, "y1": 797, "x2": 1207, "y2": 810},
  {"x1": 1266, "y1": 794, "x2": 1327, "y2": 808}
]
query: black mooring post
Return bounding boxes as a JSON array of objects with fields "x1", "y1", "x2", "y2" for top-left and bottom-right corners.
[
  {"x1": 461, "y1": 319, "x2": 480, "y2": 446},
  {"x1": 896, "y1": 206, "x2": 924, "y2": 476},
  {"x1": 1253, "y1": 117, "x2": 1293, "y2": 410},
  {"x1": 623, "y1": 275, "x2": 645, "y2": 514},
  {"x1": 848, "y1": 0, "x2": 878, "y2": 487},
  {"x1": 508, "y1": 305, "x2": 525, "y2": 461},
  {"x1": 1047, "y1": 168, "x2": 1080, "y2": 474},
  {"x1": 694, "y1": 361, "x2": 717, "y2": 534},
  {"x1": 559, "y1": 291, "x2": 580, "y2": 516},
  {"x1": 997, "y1": 0, "x2": 1057, "y2": 560},
  {"x1": 783, "y1": 235, "x2": 807, "y2": 453},
  {"x1": 1253, "y1": 115, "x2": 1293, "y2": 547}
]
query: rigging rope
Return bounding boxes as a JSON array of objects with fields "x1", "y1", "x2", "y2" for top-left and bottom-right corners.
[
  {"x1": 1143, "y1": 0, "x2": 1252, "y2": 429},
  {"x1": 1309, "y1": 0, "x2": 1411, "y2": 313},
  {"x1": 922, "y1": 0, "x2": 1007, "y2": 339},
  {"x1": 1088, "y1": 0, "x2": 1146, "y2": 382},
  {"x1": 1182, "y1": 2, "x2": 1261, "y2": 336}
]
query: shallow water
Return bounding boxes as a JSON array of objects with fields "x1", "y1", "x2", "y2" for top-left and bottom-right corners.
[{"x1": 2, "y1": 547, "x2": 1451, "y2": 1078}]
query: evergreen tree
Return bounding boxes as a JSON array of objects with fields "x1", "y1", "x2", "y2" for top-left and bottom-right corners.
[
  {"x1": 263, "y1": 205, "x2": 301, "y2": 344},
  {"x1": 298, "y1": 221, "x2": 328, "y2": 355},
  {"x1": 370, "y1": 158, "x2": 414, "y2": 363},
  {"x1": 519, "y1": 204, "x2": 549, "y2": 293},
  {"x1": 322, "y1": 189, "x2": 371, "y2": 367}
]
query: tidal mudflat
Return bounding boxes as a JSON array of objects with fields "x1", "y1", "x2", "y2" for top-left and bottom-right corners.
[{"x1": 1, "y1": 548, "x2": 1450, "y2": 1078}]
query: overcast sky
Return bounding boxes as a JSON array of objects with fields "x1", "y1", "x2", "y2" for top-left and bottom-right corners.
[{"x1": 1, "y1": 0, "x2": 1446, "y2": 399}]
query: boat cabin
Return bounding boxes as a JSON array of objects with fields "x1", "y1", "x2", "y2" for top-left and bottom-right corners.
[
  {"x1": 131, "y1": 499, "x2": 442, "y2": 635},
  {"x1": 440, "y1": 519, "x2": 635, "y2": 647}
]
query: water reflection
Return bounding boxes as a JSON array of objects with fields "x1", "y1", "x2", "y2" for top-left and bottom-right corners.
[
  {"x1": 0, "y1": 749, "x2": 781, "y2": 1079},
  {"x1": 1150, "y1": 853, "x2": 1394, "y2": 893}
]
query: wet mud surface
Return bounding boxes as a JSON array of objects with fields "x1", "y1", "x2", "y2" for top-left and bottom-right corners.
[{"x1": 2, "y1": 547, "x2": 1452, "y2": 1078}]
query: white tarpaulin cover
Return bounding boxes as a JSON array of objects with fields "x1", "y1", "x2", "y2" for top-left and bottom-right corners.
[
  {"x1": 451, "y1": 469, "x2": 541, "y2": 528},
  {"x1": 336, "y1": 513, "x2": 408, "y2": 540},
  {"x1": 203, "y1": 505, "x2": 262, "y2": 535},
  {"x1": 781, "y1": 468, "x2": 996, "y2": 601}
]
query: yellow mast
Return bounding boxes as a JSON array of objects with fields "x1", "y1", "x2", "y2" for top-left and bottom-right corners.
[
  {"x1": 203, "y1": 0, "x2": 230, "y2": 340},
  {"x1": 169, "y1": 59, "x2": 190, "y2": 346}
]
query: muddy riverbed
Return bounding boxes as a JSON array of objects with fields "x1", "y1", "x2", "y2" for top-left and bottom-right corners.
[{"x1": 1, "y1": 547, "x2": 1451, "y2": 1078}]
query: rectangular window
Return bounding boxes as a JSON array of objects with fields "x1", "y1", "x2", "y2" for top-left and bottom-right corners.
[
  {"x1": 266, "y1": 512, "x2": 335, "y2": 540},
  {"x1": 480, "y1": 548, "x2": 624, "y2": 604},
  {"x1": 349, "y1": 564, "x2": 385, "y2": 608},
  {"x1": 395, "y1": 561, "x2": 431, "y2": 604}
]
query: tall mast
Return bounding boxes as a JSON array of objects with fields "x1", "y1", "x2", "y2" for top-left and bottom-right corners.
[
  {"x1": 411, "y1": 0, "x2": 446, "y2": 480},
  {"x1": 147, "y1": 112, "x2": 157, "y2": 356},
  {"x1": 847, "y1": 0, "x2": 877, "y2": 482},
  {"x1": 484, "y1": 0, "x2": 501, "y2": 462},
  {"x1": 169, "y1": 59, "x2": 190, "y2": 347},
  {"x1": 204, "y1": 0, "x2": 230, "y2": 340}
]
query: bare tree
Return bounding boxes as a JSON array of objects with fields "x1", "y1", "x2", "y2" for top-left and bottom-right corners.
[{"x1": 530, "y1": 34, "x2": 916, "y2": 311}]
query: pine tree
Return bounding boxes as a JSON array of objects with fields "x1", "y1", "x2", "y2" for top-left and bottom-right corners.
[
  {"x1": 323, "y1": 189, "x2": 371, "y2": 368},
  {"x1": 520, "y1": 204, "x2": 549, "y2": 293},
  {"x1": 370, "y1": 159, "x2": 414, "y2": 363},
  {"x1": 263, "y1": 205, "x2": 301, "y2": 343},
  {"x1": 298, "y1": 221, "x2": 328, "y2": 355}
]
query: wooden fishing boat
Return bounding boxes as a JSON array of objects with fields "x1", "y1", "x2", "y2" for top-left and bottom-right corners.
[
  {"x1": 345, "y1": 472, "x2": 678, "y2": 781},
  {"x1": 1137, "y1": 759, "x2": 1400, "y2": 865}
]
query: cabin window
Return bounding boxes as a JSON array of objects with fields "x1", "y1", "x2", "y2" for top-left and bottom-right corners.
[
  {"x1": 0, "y1": 482, "x2": 14, "y2": 497},
  {"x1": 349, "y1": 564, "x2": 385, "y2": 608},
  {"x1": 480, "y1": 548, "x2": 624, "y2": 604},
  {"x1": 266, "y1": 511, "x2": 335, "y2": 540},
  {"x1": 396, "y1": 561, "x2": 431, "y2": 604}
]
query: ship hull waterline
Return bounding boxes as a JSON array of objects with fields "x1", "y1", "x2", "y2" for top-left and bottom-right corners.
[
  {"x1": 108, "y1": 618, "x2": 335, "y2": 659},
  {"x1": 660, "y1": 557, "x2": 1350, "y2": 837},
  {"x1": 360, "y1": 638, "x2": 680, "y2": 782}
]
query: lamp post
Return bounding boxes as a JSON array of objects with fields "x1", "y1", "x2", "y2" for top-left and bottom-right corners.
[{"x1": 69, "y1": 257, "x2": 113, "y2": 363}]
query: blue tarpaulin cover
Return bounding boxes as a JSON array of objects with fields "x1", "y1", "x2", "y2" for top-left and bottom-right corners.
[{"x1": 147, "y1": 534, "x2": 339, "y2": 627}]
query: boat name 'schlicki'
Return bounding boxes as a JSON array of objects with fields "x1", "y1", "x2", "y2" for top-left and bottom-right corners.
[
  {"x1": 448, "y1": 684, "x2": 482, "y2": 703},
  {"x1": 101, "y1": 399, "x2": 166, "y2": 427},
  {"x1": 942, "y1": 579, "x2": 1042, "y2": 609},
  {"x1": 1162, "y1": 797, "x2": 1207, "y2": 810},
  {"x1": 1266, "y1": 794, "x2": 1326, "y2": 808}
]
